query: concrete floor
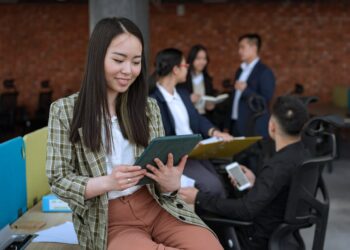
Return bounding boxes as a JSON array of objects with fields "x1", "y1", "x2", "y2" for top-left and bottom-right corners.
[{"x1": 302, "y1": 159, "x2": 350, "y2": 250}]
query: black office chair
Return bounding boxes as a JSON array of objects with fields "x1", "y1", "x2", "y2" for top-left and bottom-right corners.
[
  {"x1": 202, "y1": 115, "x2": 343, "y2": 250},
  {"x1": 0, "y1": 92, "x2": 19, "y2": 131},
  {"x1": 203, "y1": 156, "x2": 331, "y2": 250},
  {"x1": 268, "y1": 157, "x2": 330, "y2": 250},
  {"x1": 298, "y1": 96, "x2": 319, "y2": 106},
  {"x1": 245, "y1": 94, "x2": 267, "y2": 137},
  {"x1": 3, "y1": 79, "x2": 16, "y2": 90},
  {"x1": 32, "y1": 80, "x2": 53, "y2": 129},
  {"x1": 302, "y1": 115, "x2": 344, "y2": 174}
]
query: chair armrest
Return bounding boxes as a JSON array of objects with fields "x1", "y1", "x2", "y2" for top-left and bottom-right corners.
[{"x1": 201, "y1": 212, "x2": 253, "y2": 227}]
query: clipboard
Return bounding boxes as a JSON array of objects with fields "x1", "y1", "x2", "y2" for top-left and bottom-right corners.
[
  {"x1": 189, "y1": 136, "x2": 262, "y2": 160},
  {"x1": 136, "y1": 134, "x2": 202, "y2": 185}
]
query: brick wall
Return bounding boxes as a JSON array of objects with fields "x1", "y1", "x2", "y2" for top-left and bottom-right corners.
[
  {"x1": 150, "y1": 2, "x2": 350, "y2": 104},
  {"x1": 1, "y1": 2, "x2": 350, "y2": 116},
  {"x1": 0, "y1": 3, "x2": 88, "y2": 116}
]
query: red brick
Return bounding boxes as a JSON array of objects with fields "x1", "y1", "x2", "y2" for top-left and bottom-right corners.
[{"x1": 0, "y1": 3, "x2": 88, "y2": 116}]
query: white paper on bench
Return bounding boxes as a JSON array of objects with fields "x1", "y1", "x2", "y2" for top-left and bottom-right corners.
[{"x1": 32, "y1": 221, "x2": 78, "y2": 244}]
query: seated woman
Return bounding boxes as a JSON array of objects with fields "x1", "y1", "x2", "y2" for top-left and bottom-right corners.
[
  {"x1": 149, "y1": 48, "x2": 233, "y2": 199},
  {"x1": 179, "y1": 95, "x2": 311, "y2": 249},
  {"x1": 46, "y1": 17, "x2": 222, "y2": 250}
]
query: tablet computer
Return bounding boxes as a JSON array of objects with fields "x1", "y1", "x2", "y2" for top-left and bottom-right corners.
[{"x1": 135, "y1": 134, "x2": 202, "y2": 185}]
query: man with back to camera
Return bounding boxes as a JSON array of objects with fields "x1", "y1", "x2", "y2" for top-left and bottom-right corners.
[
  {"x1": 226, "y1": 33, "x2": 276, "y2": 138},
  {"x1": 179, "y1": 95, "x2": 311, "y2": 249}
]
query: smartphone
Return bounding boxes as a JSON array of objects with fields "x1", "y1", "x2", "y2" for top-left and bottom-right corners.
[{"x1": 225, "y1": 162, "x2": 251, "y2": 191}]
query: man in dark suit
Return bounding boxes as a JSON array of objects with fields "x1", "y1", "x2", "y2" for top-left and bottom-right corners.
[{"x1": 227, "y1": 33, "x2": 276, "y2": 138}]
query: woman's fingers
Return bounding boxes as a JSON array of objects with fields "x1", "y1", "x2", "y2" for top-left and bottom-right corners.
[
  {"x1": 153, "y1": 158, "x2": 166, "y2": 169},
  {"x1": 177, "y1": 155, "x2": 188, "y2": 173},
  {"x1": 116, "y1": 165, "x2": 142, "y2": 173},
  {"x1": 119, "y1": 175, "x2": 144, "y2": 190},
  {"x1": 113, "y1": 169, "x2": 146, "y2": 179},
  {"x1": 166, "y1": 153, "x2": 174, "y2": 168},
  {"x1": 144, "y1": 171, "x2": 158, "y2": 182},
  {"x1": 146, "y1": 164, "x2": 161, "y2": 175}
]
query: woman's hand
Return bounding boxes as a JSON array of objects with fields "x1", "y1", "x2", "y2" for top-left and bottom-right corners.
[
  {"x1": 205, "y1": 101, "x2": 215, "y2": 111},
  {"x1": 178, "y1": 187, "x2": 199, "y2": 204},
  {"x1": 107, "y1": 165, "x2": 147, "y2": 191},
  {"x1": 213, "y1": 130, "x2": 234, "y2": 142},
  {"x1": 191, "y1": 93, "x2": 201, "y2": 104},
  {"x1": 145, "y1": 153, "x2": 187, "y2": 193}
]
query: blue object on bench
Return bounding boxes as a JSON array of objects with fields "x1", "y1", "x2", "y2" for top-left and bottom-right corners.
[
  {"x1": 42, "y1": 194, "x2": 71, "y2": 213},
  {"x1": 0, "y1": 137, "x2": 27, "y2": 230}
]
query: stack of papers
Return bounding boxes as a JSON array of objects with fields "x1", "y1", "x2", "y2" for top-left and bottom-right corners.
[{"x1": 32, "y1": 221, "x2": 78, "y2": 244}]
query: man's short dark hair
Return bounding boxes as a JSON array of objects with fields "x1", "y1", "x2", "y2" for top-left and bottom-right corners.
[
  {"x1": 272, "y1": 96, "x2": 309, "y2": 136},
  {"x1": 238, "y1": 33, "x2": 262, "y2": 52}
]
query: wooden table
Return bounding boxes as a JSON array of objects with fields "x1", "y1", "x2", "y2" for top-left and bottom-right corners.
[{"x1": 11, "y1": 202, "x2": 79, "y2": 250}]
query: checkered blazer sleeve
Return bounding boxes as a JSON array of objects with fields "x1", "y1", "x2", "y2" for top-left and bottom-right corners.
[{"x1": 46, "y1": 99, "x2": 92, "y2": 212}]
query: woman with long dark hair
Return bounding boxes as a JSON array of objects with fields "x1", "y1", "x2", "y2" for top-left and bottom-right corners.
[
  {"x1": 149, "y1": 48, "x2": 233, "y2": 209},
  {"x1": 183, "y1": 44, "x2": 216, "y2": 116},
  {"x1": 46, "y1": 17, "x2": 222, "y2": 250}
]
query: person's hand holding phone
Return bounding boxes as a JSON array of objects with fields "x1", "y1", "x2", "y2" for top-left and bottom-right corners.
[
  {"x1": 226, "y1": 162, "x2": 255, "y2": 191},
  {"x1": 229, "y1": 165, "x2": 256, "y2": 189}
]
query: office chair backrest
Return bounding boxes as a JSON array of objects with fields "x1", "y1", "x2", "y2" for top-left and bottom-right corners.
[
  {"x1": 40, "y1": 80, "x2": 50, "y2": 88},
  {"x1": 284, "y1": 156, "x2": 331, "y2": 225},
  {"x1": 245, "y1": 94, "x2": 267, "y2": 136},
  {"x1": 0, "y1": 92, "x2": 18, "y2": 112},
  {"x1": 270, "y1": 115, "x2": 342, "y2": 250},
  {"x1": 298, "y1": 96, "x2": 319, "y2": 106},
  {"x1": 3, "y1": 79, "x2": 15, "y2": 89},
  {"x1": 37, "y1": 91, "x2": 52, "y2": 112},
  {"x1": 302, "y1": 115, "x2": 343, "y2": 158},
  {"x1": 293, "y1": 115, "x2": 342, "y2": 225}
]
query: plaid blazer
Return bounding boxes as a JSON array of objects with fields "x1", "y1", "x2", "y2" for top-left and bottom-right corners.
[{"x1": 46, "y1": 93, "x2": 210, "y2": 250}]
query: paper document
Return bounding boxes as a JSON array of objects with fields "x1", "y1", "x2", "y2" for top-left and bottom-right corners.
[
  {"x1": 181, "y1": 175, "x2": 196, "y2": 188},
  {"x1": 32, "y1": 221, "x2": 78, "y2": 244},
  {"x1": 199, "y1": 136, "x2": 245, "y2": 145},
  {"x1": 200, "y1": 137, "x2": 224, "y2": 145},
  {"x1": 202, "y1": 94, "x2": 229, "y2": 104}
]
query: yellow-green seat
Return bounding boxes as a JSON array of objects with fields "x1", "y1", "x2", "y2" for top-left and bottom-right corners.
[
  {"x1": 332, "y1": 86, "x2": 348, "y2": 108},
  {"x1": 24, "y1": 127, "x2": 50, "y2": 208}
]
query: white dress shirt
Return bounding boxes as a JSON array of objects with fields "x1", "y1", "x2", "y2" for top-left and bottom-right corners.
[
  {"x1": 105, "y1": 116, "x2": 141, "y2": 200},
  {"x1": 191, "y1": 73, "x2": 206, "y2": 114},
  {"x1": 231, "y1": 58, "x2": 260, "y2": 120},
  {"x1": 157, "y1": 83, "x2": 193, "y2": 135}
]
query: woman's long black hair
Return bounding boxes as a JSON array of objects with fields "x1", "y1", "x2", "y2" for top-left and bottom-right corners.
[{"x1": 70, "y1": 17, "x2": 149, "y2": 153}]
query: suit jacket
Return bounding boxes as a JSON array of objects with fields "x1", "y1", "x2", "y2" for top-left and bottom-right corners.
[
  {"x1": 150, "y1": 86, "x2": 213, "y2": 138},
  {"x1": 227, "y1": 61, "x2": 275, "y2": 138},
  {"x1": 46, "y1": 93, "x2": 209, "y2": 250}
]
